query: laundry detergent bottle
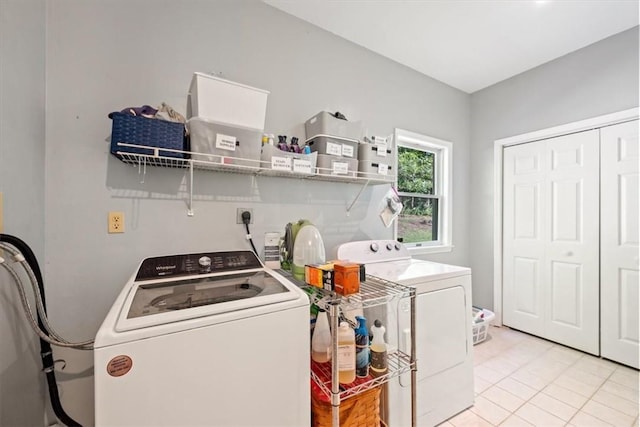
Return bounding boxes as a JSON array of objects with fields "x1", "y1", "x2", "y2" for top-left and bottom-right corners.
[
  {"x1": 370, "y1": 319, "x2": 388, "y2": 377},
  {"x1": 292, "y1": 224, "x2": 325, "y2": 280},
  {"x1": 311, "y1": 309, "x2": 332, "y2": 363},
  {"x1": 337, "y1": 321, "x2": 356, "y2": 384}
]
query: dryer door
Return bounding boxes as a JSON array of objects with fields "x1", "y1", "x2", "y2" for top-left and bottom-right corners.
[{"x1": 399, "y1": 285, "x2": 468, "y2": 386}]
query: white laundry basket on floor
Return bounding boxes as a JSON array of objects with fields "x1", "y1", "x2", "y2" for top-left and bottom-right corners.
[{"x1": 472, "y1": 308, "x2": 495, "y2": 345}]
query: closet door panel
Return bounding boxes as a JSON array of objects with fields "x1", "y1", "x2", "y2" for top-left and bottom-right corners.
[
  {"x1": 503, "y1": 130, "x2": 599, "y2": 354},
  {"x1": 503, "y1": 141, "x2": 545, "y2": 334},
  {"x1": 601, "y1": 120, "x2": 639, "y2": 368},
  {"x1": 545, "y1": 130, "x2": 600, "y2": 355}
]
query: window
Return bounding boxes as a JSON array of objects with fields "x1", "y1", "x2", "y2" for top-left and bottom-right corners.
[{"x1": 394, "y1": 129, "x2": 452, "y2": 253}]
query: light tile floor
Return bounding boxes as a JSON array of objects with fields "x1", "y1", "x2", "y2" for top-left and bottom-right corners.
[{"x1": 441, "y1": 326, "x2": 639, "y2": 427}]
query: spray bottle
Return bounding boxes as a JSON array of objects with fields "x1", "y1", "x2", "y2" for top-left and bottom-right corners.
[{"x1": 355, "y1": 316, "x2": 370, "y2": 378}]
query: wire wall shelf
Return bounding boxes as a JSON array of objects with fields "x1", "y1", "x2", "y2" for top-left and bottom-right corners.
[
  {"x1": 115, "y1": 142, "x2": 395, "y2": 183},
  {"x1": 114, "y1": 142, "x2": 395, "y2": 216}
]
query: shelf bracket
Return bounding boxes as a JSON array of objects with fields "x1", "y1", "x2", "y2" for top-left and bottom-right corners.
[
  {"x1": 346, "y1": 180, "x2": 370, "y2": 215},
  {"x1": 187, "y1": 160, "x2": 194, "y2": 216},
  {"x1": 136, "y1": 156, "x2": 147, "y2": 184}
]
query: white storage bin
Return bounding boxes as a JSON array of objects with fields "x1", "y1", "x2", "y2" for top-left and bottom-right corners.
[
  {"x1": 358, "y1": 139, "x2": 396, "y2": 163},
  {"x1": 260, "y1": 144, "x2": 317, "y2": 175},
  {"x1": 305, "y1": 111, "x2": 363, "y2": 140},
  {"x1": 472, "y1": 308, "x2": 495, "y2": 345},
  {"x1": 358, "y1": 161, "x2": 394, "y2": 180},
  {"x1": 306, "y1": 134, "x2": 359, "y2": 159},
  {"x1": 316, "y1": 154, "x2": 358, "y2": 177},
  {"x1": 188, "y1": 117, "x2": 262, "y2": 168},
  {"x1": 188, "y1": 72, "x2": 269, "y2": 130}
]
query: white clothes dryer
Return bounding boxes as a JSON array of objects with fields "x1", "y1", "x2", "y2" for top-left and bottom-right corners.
[
  {"x1": 94, "y1": 250, "x2": 310, "y2": 426},
  {"x1": 337, "y1": 240, "x2": 474, "y2": 427}
]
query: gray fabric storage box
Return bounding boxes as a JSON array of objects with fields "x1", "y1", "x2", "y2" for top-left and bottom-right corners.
[
  {"x1": 188, "y1": 117, "x2": 262, "y2": 168},
  {"x1": 305, "y1": 134, "x2": 359, "y2": 159},
  {"x1": 305, "y1": 111, "x2": 363, "y2": 140},
  {"x1": 358, "y1": 140, "x2": 396, "y2": 164},
  {"x1": 316, "y1": 154, "x2": 358, "y2": 177},
  {"x1": 358, "y1": 160, "x2": 394, "y2": 180}
]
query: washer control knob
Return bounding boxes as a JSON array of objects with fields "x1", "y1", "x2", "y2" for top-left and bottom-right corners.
[
  {"x1": 199, "y1": 256, "x2": 212, "y2": 272},
  {"x1": 386, "y1": 243, "x2": 393, "y2": 251},
  {"x1": 370, "y1": 243, "x2": 379, "y2": 253},
  {"x1": 395, "y1": 243, "x2": 402, "y2": 250}
]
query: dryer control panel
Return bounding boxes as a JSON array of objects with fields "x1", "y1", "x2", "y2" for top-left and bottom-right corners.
[
  {"x1": 135, "y1": 250, "x2": 262, "y2": 281},
  {"x1": 336, "y1": 239, "x2": 410, "y2": 264}
]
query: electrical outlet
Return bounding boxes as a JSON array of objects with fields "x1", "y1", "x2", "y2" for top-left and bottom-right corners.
[
  {"x1": 236, "y1": 208, "x2": 253, "y2": 224},
  {"x1": 108, "y1": 211, "x2": 125, "y2": 233}
]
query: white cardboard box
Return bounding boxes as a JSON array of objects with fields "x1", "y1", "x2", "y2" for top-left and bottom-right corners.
[{"x1": 188, "y1": 72, "x2": 269, "y2": 130}]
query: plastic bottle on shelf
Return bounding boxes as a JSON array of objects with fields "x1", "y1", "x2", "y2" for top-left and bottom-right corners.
[
  {"x1": 370, "y1": 319, "x2": 388, "y2": 378},
  {"x1": 337, "y1": 321, "x2": 356, "y2": 384},
  {"x1": 355, "y1": 316, "x2": 370, "y2": 378},
  {"x1": 292, "y1": 224, "x2": 325, "y2": 281},
  {"x1": 311, "y1": 310, "x2": 332, "y2": 363}
]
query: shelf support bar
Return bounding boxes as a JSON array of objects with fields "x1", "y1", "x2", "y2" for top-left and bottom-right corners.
[
  {"x1": 329, "y1": 300, "x2": 340, "y2": 427},
  {"x1": 187, "y1": 161, "x2": 194, "y2": 216},
  {"x1": 410, "y1": 288, "x2": 417, "y2": 427},
  {"x1": 346, "y1": 180, "x2": 370, "y2": 214}
]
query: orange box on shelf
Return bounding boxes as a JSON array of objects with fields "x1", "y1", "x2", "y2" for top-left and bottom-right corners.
[
  {"x1": 305, "y1": 263, "x2": 334, "y2": 291},
  {"x1": 333, "y1": 261, "x2": 360, "y2": 295}
]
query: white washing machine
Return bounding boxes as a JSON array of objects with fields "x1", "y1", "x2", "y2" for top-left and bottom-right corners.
[
  {"x1": 94, "y1": 250, "x2": 310, "y2": 426},
  {"x1": 337, "y1": 240, "x2": 474, "y2": 427}
]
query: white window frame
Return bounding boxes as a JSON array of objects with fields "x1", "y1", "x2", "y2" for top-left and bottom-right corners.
[{"x1": 394, "y1": 128, "x2": 453, "y2": 255}]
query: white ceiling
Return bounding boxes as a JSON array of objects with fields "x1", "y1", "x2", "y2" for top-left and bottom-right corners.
[{"x1": 264, "y1": 0, "x2": 639, "y2": 93}]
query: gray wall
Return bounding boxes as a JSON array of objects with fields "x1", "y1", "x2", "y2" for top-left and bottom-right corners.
[
  {"x1": 469, "y1": 27, "x2": 639, "y2": 311},
  {"x1": 42, "y1": 1, "x2": 470, "y2": 424},
  {"x1": 0, "y1": 0, "x2": 46, "y2": 425}
]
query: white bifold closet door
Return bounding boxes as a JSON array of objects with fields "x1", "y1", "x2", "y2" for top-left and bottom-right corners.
[
  {"x1": 601, "y1": 120, "x2": 639, "y2": 369},
  {"x1": 503, "y1": 130, "x2": 600, "y2": 355}
]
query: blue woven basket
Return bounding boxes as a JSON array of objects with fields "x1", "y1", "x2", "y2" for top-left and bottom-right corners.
[{"x1": 109, "y1": 112, "x2": 187, "y2": 159}]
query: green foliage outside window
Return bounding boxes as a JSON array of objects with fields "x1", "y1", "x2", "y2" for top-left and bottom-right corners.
[{"x1": 397, "y1": 147, "x2": 434, "y2": 216}]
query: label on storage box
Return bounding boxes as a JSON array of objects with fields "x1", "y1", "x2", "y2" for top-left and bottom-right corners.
[
  {"x1": 332, "y1": 162, "x2": 349, "y2": 175},
  {"x1": 375, "y1": 141, "x2": 388, "y2": 157},
  {"x1": 215, "y1": 133, "x2": 236, "y2": 151},
  {"x1": 326, "y1": 141, "x2": 342, "y2": 156},
  {"x1": 293, "y1": 158, "x2": 312, "y2": 174},
  {"x1": 342, "y1": 144, "x2": 354, "y2": 158},
  {"x1": 378, "y1": 163, "x2": 388, "y2": 175},
  {"x1": 271, "y1": 156, "x2": 292, "y2": 171}
]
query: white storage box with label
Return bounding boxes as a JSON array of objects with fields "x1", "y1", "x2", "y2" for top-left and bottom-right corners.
[
  {"x1": 316, "y1": 154, "x2": 358, "y2": 177},
  {"x1": 358, "y1": 161, "x2": 394, "y2": 180},
  {"x1": 188, "y1": 117, "x2": 261, "y2": 168},
  {"x1": 358, "y1": 137, "x2": 396, "y2": 179},
  {"x1": 305, "y1": 135, "x2": 359, "y2": 159},
  {"x1": 305, "y1": 111, "x2": 363, "y2": 140},
  {"x1": 188, "y1": 72, "x2": 269, "y2": 130},
  {"x1": 260, "y1": 145, "x2": 317, "y2": 175},
  {"x1": 359, "y1": 137, "x2": 396, "y2": 163}
]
